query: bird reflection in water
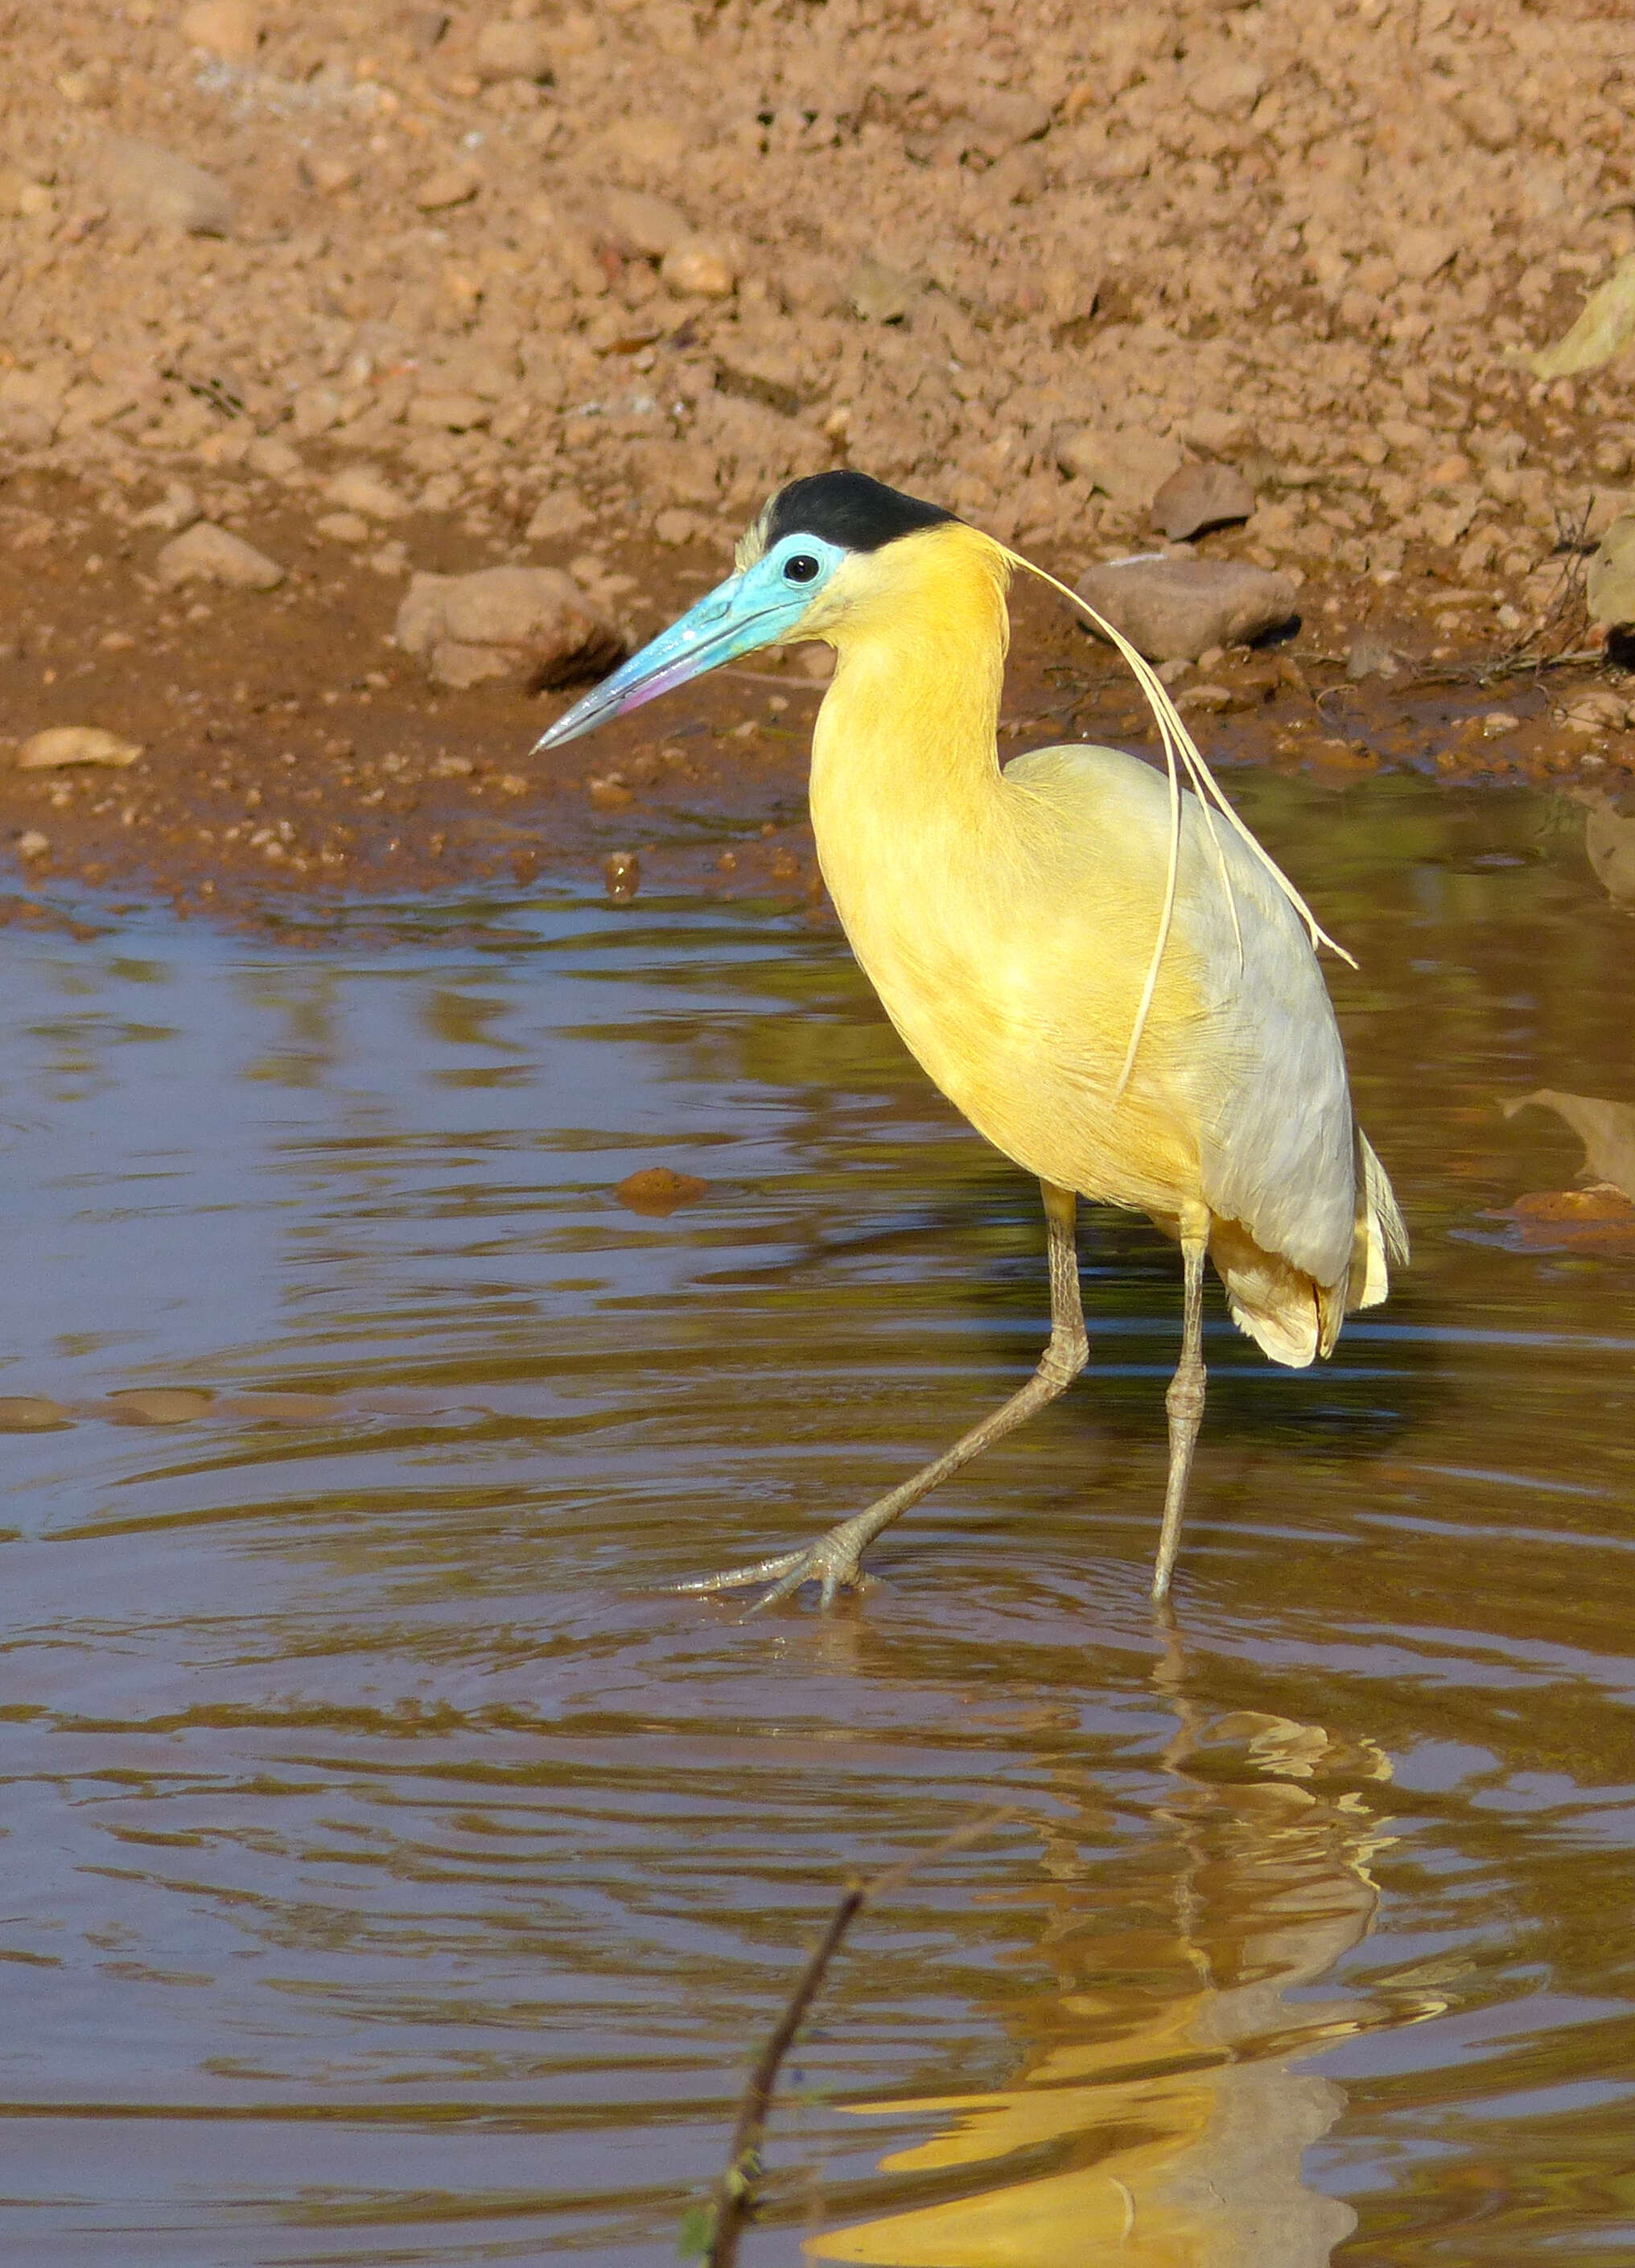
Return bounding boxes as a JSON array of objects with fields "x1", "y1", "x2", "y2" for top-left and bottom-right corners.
[{"x1": 809, "y1": 1633, "x2": 1435, "y2": 2268}]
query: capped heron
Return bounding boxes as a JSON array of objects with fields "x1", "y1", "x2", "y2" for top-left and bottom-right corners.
[{"x1": 538, "y1": 472, "x2": 1406, "y2": 1606}]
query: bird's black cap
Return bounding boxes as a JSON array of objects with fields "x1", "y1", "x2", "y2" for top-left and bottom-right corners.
[{"x1": 759, "y1": 470, "x2": 956, "y2": 555}]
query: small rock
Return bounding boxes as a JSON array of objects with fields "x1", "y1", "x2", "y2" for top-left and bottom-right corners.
[
  {"x1": 408, "y1": 390, "x2": 490, "y2": 432},
  {"x1": 1345, "y1": 633, "x2": 1401, "y2": 682},
  {"x1": 394, "y1": 567, "x2": 628, "y2": 693},
  {"x1": 14, "y1": 831, "x2": 50, "y2": 860},
  {"x1": 596, "y1": 188, "x2": 691, "y2": 258},
  {"x1": 1451, "y1": 88, "x2": 1519, "y2": 151},
  {"x1": 315, "y1": 510, "x2": 371, "y2": 544},
  {"x1": 1588, "y1": 513, "x2": 1635, "y2": 627},
  {"x1": 1397, "y1": 226, "x2": 1459, "y2": 283},
  {"x1": 302, "y1": 153, "x2": 357, "y2": 196},
  {"x1": 1188, "y1": 56, "x2": 1267, "y2": 118},
  {"x1": 154, "y1": 522, "x2": 284, "y2": 591},
  {"x1": 1481, "y1": 711, "x2": 1521, "y2": 738},
  {"x1": 133, "y1": 479, "x2": 200, "y2": 533},
  {"x1": 245, "y1": 435, "x2": 303, "y2": 480},
  {"x1": 1074, "y1": 555, "x2": 1299, "y2": 663},
  {"x1": 17, "y1": 726, "x2": 143, "y2": 771},
  {"x1": 179, "y1": 0, "x2": 261, "y2": 60},
  {"x1": 324, "y1": 465, "x2": 409, "y2": 520},
  {"x1": 369, "y1": 540, "x2": 410, "y2": 577},
  {"x1": 97, "y1": 136, "x2": 234, "y2": 235},
  {"x1": 603, "y1": 849, "x2": 640, "y2": 900},
  {"x1": 616, "y1": 1165, "x2": 708, "y2": 1216},
  {"x1": 415, "y1": 165, "x2": 480, "y2": 212},
  {"x1": 661, "y1": 237, "x2": 739, "y2": 299},
  {"x1": 846, "y1": 255, "x2": 916, "y2": 324},
  {"x1": 525, "y1": 489, "x2": 592, "y2": 542},
  {"x1": 1151, "y1": 461, "x2": 1255, "y2": 540},
  {"x1": 474, "y1": 19, "x2": 554, "y2": 80},
  {"x1": 654, "y1": 507, "x2": 700, "y2": 546},
  {"x1": 1562, "y1": 691, "x2": 1629, "y2": 734},
  {"x1": 290, "y1": 385, "x2": 345, "y2": 439},
  {"x1": 1058, "y1": 427, "x2": 1183, "y2": 506},
  {"x1": 400, "y1": 6, "x2": 451, "y2": 56},
  {"x1": 105, "y1": 1388, "x2": 215, "y2": 1425},
  {"x1": 0, "y1": 1395, "x2": 71, "y2": 1431}
]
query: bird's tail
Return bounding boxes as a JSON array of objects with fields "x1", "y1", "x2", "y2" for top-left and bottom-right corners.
[
  {"x1": 1349, "y1": 1129, "x2": 1409, "y2": 1313},
  {"x1": 1209, "y1": 1133, "x2": 1406, "y2": 1369}
]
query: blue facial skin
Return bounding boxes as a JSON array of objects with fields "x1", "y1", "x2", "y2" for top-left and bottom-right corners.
[{"x1": 533, "y1": 534, "x2": 846, "y2": 753}]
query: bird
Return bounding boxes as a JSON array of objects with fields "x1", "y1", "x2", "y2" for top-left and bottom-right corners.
[{"x1": 537, "y1": 470, "x2": 1406, "y2": 1607}]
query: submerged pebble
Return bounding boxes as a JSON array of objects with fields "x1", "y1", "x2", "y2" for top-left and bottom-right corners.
[
  {"x1": 0, "y1": 1394, "x2": 72, "y2": 1430},
  {"x1": 616, "y1": 1165, "x2": 709, "y2": 1216},
  {"x1": 104, "y1": 1388, "x2": 216, "y2": 1425}
]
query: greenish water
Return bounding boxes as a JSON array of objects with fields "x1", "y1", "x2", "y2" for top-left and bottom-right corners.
[{"x1": 1, "y1": 772, "x2": 1633, "y2": 2266}]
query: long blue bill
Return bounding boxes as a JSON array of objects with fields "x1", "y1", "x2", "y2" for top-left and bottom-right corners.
[{"x1": 533, "y1": 565, "x2": 811, "y2": 753}]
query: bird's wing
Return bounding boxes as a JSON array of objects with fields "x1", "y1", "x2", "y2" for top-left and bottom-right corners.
[{"x1": 1006, "y1": 744, "x2": 1358, "y2": 1290}]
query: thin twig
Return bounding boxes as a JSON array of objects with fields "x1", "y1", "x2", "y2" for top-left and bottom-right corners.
[{"x1": 693, "y1": 1808, "x2": 1018, "y2": 2266}]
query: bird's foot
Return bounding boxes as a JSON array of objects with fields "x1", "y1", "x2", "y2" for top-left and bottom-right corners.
[{"x1": 673, "y1": 1517, "x2": 875, "y2": 1614}]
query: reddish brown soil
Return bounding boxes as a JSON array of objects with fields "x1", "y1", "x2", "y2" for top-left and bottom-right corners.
[{"x1": 5, "y1": 0, "x2": 1635, "y2": 913}]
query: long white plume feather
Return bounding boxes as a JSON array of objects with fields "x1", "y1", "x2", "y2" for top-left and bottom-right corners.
[{"x1": 998, "y1": 547, "x2": 1357, "y2": 1096}]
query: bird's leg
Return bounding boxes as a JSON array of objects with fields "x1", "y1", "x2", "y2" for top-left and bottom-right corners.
[
  {"x1": 1151, "y1": 1212, "x2": 1209, "y2": 1603},
  {"x1": 677, "y1": 1181, "x2": 1089, "y2": 1611}
]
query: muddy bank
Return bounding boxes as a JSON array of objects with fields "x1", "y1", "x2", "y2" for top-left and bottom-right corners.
[{"x1": 2, "y1": 455, "x2": 1633, "y2": 918}]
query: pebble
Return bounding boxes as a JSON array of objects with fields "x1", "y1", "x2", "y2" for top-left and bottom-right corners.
[
  {"x1": 1588, "y1": 513, "x2": 1635, "y2": 628},
  {"x1": 104, "y1": 1388, "x2": 216, "y2": 1425},
  {"x1": 603, "y1": 849, "x2": 640, "y2": 899},
  {"x1": 97, "y1": 136, "x2": 234, "y2": 235},
  {"x1": 245, "y1": 435, "x2": 303, "y2": 480},
  {"x1": 525, "y1": 490, "x2": 592, "y2": 542},
  {"x1": 408, "y1": 391, "x2": 490, "y2": 432},
  {"x1": 324, "y1": 466, "x2": 410, "y2": 520},
  {"x1": 0, "y1": 1395, "x2": 71, "y2": 1431},
  {"x1": 1151, "y1": 462, "x2": 1255, "y2": 541},
  {"x1": 394, "y1": 567, "x2": 628, "y2": 692},
  {"x1": 1059, "y1": 427, "x2": 1183, "y2": 506},
  {"x1": 154, "y1": 522, "x2": 285, "y2": 591},
  {"x1": 415, "y1": 166, "x2": 481, "y2": 213},
  {"x1": 133, "y1": 480, "x2": 200, "y2": 533},
  {"x1": 1345, "y1": 633, "x2": 1402, "y2": 682},
  {"x1": 14, "y1": 831, "x2": 50, "y2": 859},
  {"x1": 616, "y1": 1165, "x2": 709, "y2": 1216},
  {"x1": 846, "y1": 256, "x2": 916, "y2": 324},
  {"x1": 315, "y1": 510, "x2": 371, "y2": 545},
  {"x1": 17, "y1": 727, "x2": 143, "y2": 771},
  {"x1": 179, "y1": 0, "x2": 261, "y2": 60},
  {"x1": 661, "y1": 239, "x2": 739, "y2": 299},
  {"x1": 597, "y1": 188, "x2": 691, "y2": 258},
  {"x1": 474, "y1": 19, "x2": 554, "y2": 80},
  {"x1": 1075, "y1": 555, "x2": 1300, "y2": 663}
]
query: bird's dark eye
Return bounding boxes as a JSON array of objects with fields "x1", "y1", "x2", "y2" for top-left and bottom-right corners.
[{"x1": 784, "y1": 553, "x2": 821, "y2": 583}]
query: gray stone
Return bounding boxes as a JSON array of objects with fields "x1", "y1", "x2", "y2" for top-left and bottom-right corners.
[
  {"x1": 1074, "y1": 554, "x2": 1299, "y2": 662},
  {"x1": 154, "y1": 521, "x2": 284, "y2": 590},
  {"x1": 394, "y1": 567, "x2": 628, "y2": 692},
  {"x1": 1151, "y1": 461, "x2": 1256, "y2": 540}
]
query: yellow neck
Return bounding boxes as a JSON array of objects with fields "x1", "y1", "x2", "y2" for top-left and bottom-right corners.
[{"x1": 809, "y1": 522, "x2": 1012, "y2": 836}]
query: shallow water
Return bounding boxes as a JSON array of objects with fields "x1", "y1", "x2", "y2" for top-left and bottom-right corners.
[{"x1": 2, "y1": 771, "x2": 1633, "y2": 2267}]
